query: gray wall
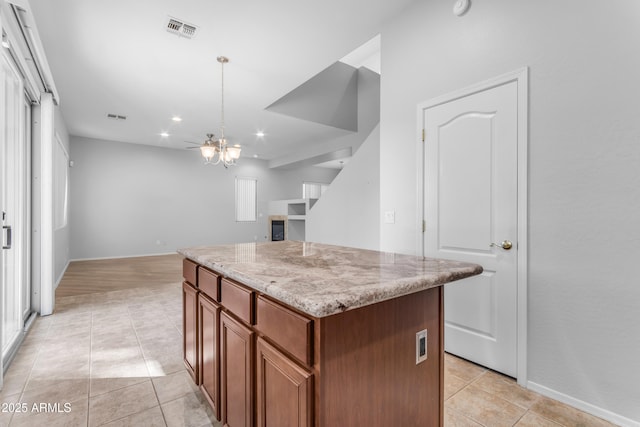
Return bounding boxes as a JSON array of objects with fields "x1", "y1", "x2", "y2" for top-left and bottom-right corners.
[
  {"x1": 69, "y1": 136, "x2": 338, "y2": 260},
  {"x1": 380, "y1": 0, "x2": 640, "y2": 423},
  {"x1": 53, "y1": 106, "x2": 70, "y2": 284},
  {"x1": 305, "y1": 65, "x2": 381, "y2": 250},
  {"x1": 306, "y1": 124, "x2": 379, "y2": 250},
  {"x1": 269, "y1": 66, "x2": 380, "y2": 169}
]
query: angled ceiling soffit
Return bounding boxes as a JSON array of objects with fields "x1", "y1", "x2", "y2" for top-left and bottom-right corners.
[{"x1": 266, "y1": 61, "x2": 358, "y2": 132}]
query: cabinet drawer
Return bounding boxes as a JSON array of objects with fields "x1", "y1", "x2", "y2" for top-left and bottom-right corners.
[
  {"x1": 256, "y1": 296, "x2": 312, "y2": 366},
  {"x1": 183, "y1": 258, "x2": 198, "y2": 286},
  {"x1": 198, "y1": 267, "x2": 220, "y2": 301},
  {"x1": 220, "y1": 279, "x2": 254, "y2": 325}
]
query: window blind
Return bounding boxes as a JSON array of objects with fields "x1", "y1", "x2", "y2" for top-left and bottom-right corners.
[
  {"x1": 235, "y1": 177, "x2": 257, "y2": 222},
  {"x1": 302, "y1": 182, "x2": 328, "y2": 199}
]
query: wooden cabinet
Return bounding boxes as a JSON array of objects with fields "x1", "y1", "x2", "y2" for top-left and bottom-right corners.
[
  {"x1": 220, "y1": 311, "x2": 255, "y2": 427},
  {"x1": 182, "y1": 281, "x2": 199, "y2": 383},
  {"x1": 256, "y1": 337, "x2": 313, "y2": 427},
  {"x1": 182, "y1": 257, "x2": 444, "y2": 427},
  {"x1": 221, "y1": 278, "x2": 254, "y2": 325},
  {"x1": 199, "y1": 267, "x2": 220, "y2": 301},
  {"x1": 199, "y1": 293, "x2": 220, "y2": 420}
]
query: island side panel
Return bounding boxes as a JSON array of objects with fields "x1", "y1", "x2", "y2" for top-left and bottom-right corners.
[{"x1": 317, "y1": 286, "x2": 443, "y2": 427}]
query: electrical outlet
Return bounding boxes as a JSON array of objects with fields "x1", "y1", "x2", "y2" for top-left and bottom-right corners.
[{"x1": 416, "y1": 329, "x2": 427, "y2": 364}]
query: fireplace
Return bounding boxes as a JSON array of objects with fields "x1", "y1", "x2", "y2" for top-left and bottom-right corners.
[
  {"x1": 271, "y1": 221, "x2": 285, "y2": 241},
  {"x1": 268, "y1": 215, "x2": 287, "y2": 241}
]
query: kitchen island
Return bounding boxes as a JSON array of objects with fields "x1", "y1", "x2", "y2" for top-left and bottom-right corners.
[{"x1": 178, "y1": 241, "x2": 482, "y2": 427}]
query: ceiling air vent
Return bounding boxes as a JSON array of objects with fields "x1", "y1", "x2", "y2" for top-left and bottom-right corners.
[
  {"x1": 165, "y1": 16, "x2": 198, "y2": 39},
  {"x1": 107, "y1": 113, "x2": 127, "y2": 121}
]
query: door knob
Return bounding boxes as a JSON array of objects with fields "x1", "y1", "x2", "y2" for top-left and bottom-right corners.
[{"x1": 490, "y1": 240, "x2": 512, "y2": 250}]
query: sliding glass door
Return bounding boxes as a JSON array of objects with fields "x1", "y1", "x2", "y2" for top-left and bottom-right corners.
[{"x1": 1, "y1": 47, "x2": 31, "y2": 368}]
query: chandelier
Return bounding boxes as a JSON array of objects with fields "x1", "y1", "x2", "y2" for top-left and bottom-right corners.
[{"x1": 200, "y1": 56, "x2": 241, "y2": 167}]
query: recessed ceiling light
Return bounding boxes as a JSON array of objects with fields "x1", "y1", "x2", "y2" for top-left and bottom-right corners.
[
  {"x1": 255, "y1": 131, "x2": 265, "y2": 137},
  {"x1": 253, "y1": 154, "x2": 258, "y2": 158},
  {"x1": 172, "y1": 116, "x2": 182, "y2": 122},
  {"x1": 160, "y1": 132, "x2": 170, "y2": 137}
]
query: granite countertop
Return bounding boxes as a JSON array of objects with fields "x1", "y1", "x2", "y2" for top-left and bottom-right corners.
[{"x1": 178, "y1": 240, "x2": 482, "y2": 318}]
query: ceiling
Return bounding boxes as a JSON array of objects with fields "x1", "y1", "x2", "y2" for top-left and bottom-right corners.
[{"x1": 27, "y1": 0, "x2": 414, "y2": 165}]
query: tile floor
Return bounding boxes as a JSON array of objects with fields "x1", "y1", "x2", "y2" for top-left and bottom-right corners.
[{"x1": 0, "y1": 282, "x2": 617, "y2": 427}]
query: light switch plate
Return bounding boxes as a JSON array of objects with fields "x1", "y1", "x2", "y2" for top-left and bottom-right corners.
[
  {"x1": 416, "y1": 329, "x2": 427, "y2": 364},
  {"x1": 384, "y1": 210, "x2": 395, "y2": 224}
]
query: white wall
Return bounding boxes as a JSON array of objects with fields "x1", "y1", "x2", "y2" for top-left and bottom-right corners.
[
  {"x1": 380, "y1": 0, "x2": 640, "y2": 424},
  {"x1": 53, "y1": 106, "x2": 70, "y2": 284},
  {"x1": 69, "y1": 136, "x2": 338, "y2": 260},
  {"x1": 306, "y1": 124, "x2": 379, "y2": 250}
]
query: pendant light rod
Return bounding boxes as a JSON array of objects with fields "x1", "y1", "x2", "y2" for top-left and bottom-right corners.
[{"x1": 217, "y1": 56, "x2": 228, "y2": 139}]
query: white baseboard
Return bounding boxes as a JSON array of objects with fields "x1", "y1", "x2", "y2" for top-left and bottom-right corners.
[
  {"x1": 70, "y1": 252, "x2": 178, "y2": 262},
  {"x1": 54, "y1": 260, "x2": 70, "y2": 289},
  {"x1": 527, "y1": 381, "x2": 639, "y2": 427}
]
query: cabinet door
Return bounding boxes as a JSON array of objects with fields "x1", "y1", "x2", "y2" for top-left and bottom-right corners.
[
  {"x1": 199, "y1": 294, "x2": 221, "y2": 420},
  {"x1": 256, "y1": 337, "x2": 313, "y2": 427},
  {"x1": 220, "y1": 312, "x2": 255, "y2": 427},
  {"x1": 183, "y1": 281, "x2": 199, "y2": 383}
]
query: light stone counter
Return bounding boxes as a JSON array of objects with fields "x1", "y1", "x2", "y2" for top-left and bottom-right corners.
[{"x1": 178, "y1": 240, "x2": 482, "y2": 318}]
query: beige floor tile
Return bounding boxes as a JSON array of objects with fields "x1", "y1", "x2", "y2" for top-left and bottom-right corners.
[
  {"x1": 91, "y1": 356, "x2": 150, "y2": 379},
  {"x1": 145, "y1": 353, "x2": 185, "y2": 377},
  {"x1": 445, "y1": 353, "x2": 487, "y2": 382},
  {"x1": 8, "y1": 346, "x2": 40, "y2": 371},
  {"x1": 88, "y1": 380, "x2": 159, "y2": 427},
  {"x1": 91, "y1": 342, "x2": 144, "y2": 363},
  {"x1": 29, "y1": 354, "x2": 91, "y2": 380},
  {"x1": 91, "y1": 316, "x2": 134, "y2": 333},
  {"x1": 91, "y1": 333, "x2": 140, "y2": 353},
  {"x1": 100, "y1": 405, "x2": 167, "y2": 427},
  {"x1": 444, "y1": 407, "x2": 484, "y2": 426},
  {"x1": 39, "y1": 338, "x2": 91, "y2": 358},
  {"x1": 139, "y1": 340, "x2": 182, "y2": 361},
  {"x1": 49, "y1": 311, "x2": 92, "y2": 327},
  {"x1": 135, "y1": 323, "x2": 180, "y2": 342},
  {"x1": 515, "y1": 411, "x2": 564, "y2": 426},
  {"x1": 446, "y1": 384, "x2": 527, "y2": 427},
  {"x1": 161, "y1": 392, "x2": 219, "y2": 427},
  {"x1": 29, "y1": 364, "x2": 91, "y2": 380},
  {"x1": 530, "y1": 397, "x2": 617, "y2": 427},
  {"x1": 9, "y1": 397, "x2": 88, "y2": 427},
  {"x1": 21, "y1": 378, "x2": 89, "y2": 408},
  {"x1": 0, "y1": 392, "x2": 21, "y2": 427},
  {"x1": 0, "y1": 366, "x2": 31, "y2": 397},
  {"x1": 445, "y1": 374, "x2": 469, "y2": 400},
  {"x1": 152, "y1": 371, "x2": 200, "y2": 404},
  {"x1": 90, "y1": 376, "x2": 150, "y2": 397},
  {"x1": 472, "y1": 370, "x2": 541, "y2": 409},
  {"x1": 48, "y1": 321, "x2": 92, "y2": 336}
]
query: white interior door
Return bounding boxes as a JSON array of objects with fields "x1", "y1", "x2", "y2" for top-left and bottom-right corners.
[{"x1": 422, "y1": 80, "x2": 519, "y2": 377}]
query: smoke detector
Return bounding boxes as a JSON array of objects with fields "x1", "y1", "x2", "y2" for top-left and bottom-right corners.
[{"x1": 165, "y1": 16, "x2": 198, "y2": 39}]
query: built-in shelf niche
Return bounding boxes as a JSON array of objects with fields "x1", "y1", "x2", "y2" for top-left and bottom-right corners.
[{"x1": 267, "y1": 198, "x2": 318, "y2": 241}]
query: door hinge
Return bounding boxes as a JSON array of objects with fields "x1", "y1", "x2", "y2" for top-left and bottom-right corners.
[
  {"x1": 422, "y1": 129, "x2": 425, "y2": 142},
  {"x1": 422, "y1": 220, "x2": 426, "y2": 233}
]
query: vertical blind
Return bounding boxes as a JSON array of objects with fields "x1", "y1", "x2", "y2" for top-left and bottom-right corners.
[{"x1": 235, "y1": 177, "x2": 257, "y2": 222}]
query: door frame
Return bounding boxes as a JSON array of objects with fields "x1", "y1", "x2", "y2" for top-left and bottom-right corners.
[{"x1": 415, "y1": 68, "x2": 528, "y2": 386}]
